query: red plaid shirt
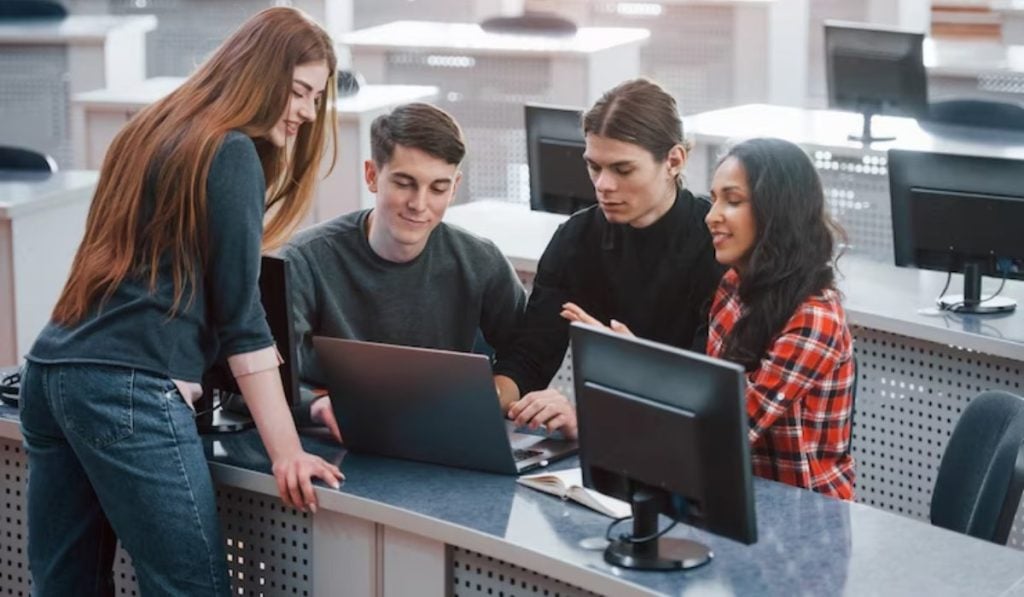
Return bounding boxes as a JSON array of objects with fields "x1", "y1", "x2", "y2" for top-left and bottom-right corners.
[{"x1": 707, "y1": 270, "x2": 856, "y2": 500}]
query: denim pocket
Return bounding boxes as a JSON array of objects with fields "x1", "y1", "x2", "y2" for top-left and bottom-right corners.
[{"x1": 58, "y1": 364, "x2": 135, "y2": 448}]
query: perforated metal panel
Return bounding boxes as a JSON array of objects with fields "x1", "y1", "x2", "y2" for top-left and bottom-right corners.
[
  {"x1": 580, "y1": 2, "x2": 735, "y2": 115},
  {"x1": 0, "y1": 47, "x2": 72, "y2": 168},
  {"x1": 978, "y1": 72, "x2": 1024, "y2": 96},
  {"x1": 451, "y1": 546, "x2": 599, "y2": 597},
  {"x1": 850, "y1": 325, "x2": 1024, "y2": 547},
  {"x1": 0, "y1": 442, "x2": 29, "y2": 596},
  {"x1": 702, "y1": 143, "x2": 893, "y2": 261},
  {"x1": 219, "y1": 485, "x2": 314, "y2": 596},
  {"x1": 108, "y1": 0, "x2": 299, "y2": 77}
]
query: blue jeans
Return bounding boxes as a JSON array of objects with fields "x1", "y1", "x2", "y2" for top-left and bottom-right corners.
[{"x1": 19, "y1": 362, "x2": 231, "y2": 597}]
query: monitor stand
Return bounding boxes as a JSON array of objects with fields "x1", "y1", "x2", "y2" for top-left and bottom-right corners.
[
  {"x1": 938, "y1": 261, "x2": 1017, "y2": 315},
  {"x1": 848, "y1": 109, "x2": 894, "y2": 144},
  {"x1": 603, "y1": 489, "x2": 712, "y2": 571},
  {"x1": 196, "y1": 391, "x2": 256, "y2": 434}
]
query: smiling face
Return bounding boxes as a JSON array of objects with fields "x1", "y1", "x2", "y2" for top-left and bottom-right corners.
[
  {"x1": 266, "y1": 60, "x2": 330, "y2": 147},
  {"x1": 364, "y1": 144, "x2": 461, "y2": 262},
  {"x1": 706, "y1": 156, "x2": 758, "y2": 271},
  {"x1": 583, "y1": 133, "x2": 684, "y2": 228}
]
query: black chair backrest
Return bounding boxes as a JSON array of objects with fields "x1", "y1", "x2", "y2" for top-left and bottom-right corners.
[
  {"x1": 0, "y1": 0, "x2": 68, "y2": 18},
  {"x1": 0, "y1": 146, "x2": 57, "y2": 172},
  {"x1": 931, "y1": 390, "x2": 1024, "y2": 544},
  {"x1": 926, "y1": 99, "x2": 1024, "y2": 131}
]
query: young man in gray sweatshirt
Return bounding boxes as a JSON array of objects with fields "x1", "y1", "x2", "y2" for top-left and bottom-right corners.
[{"x1": 280, "y1": 103, "x2": 527, "y2": 441}]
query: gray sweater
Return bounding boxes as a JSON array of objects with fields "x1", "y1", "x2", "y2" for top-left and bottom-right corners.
[{"x1": 280, "y1": 209, "x2": 527, "y2": 388}]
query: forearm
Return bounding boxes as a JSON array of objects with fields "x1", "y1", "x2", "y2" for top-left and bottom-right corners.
[
  {"x1": 236, "y1": 368, "x2": 303, "y2": 462},
  {"x1": 493, "y1": 374, "x2": 521, "y2": 413}
]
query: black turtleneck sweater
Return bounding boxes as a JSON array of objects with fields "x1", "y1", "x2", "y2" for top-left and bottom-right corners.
[{"x1": 492, "y1": 188, "x2": 725, "y2": 394}]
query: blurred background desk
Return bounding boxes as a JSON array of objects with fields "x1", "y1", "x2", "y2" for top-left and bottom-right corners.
[
  {"x1": 925, "y1": 36, "x2": 1024, "y2": 101},
  {"x1": 73, "y1": 79, "x2": 438, "y2": 220},
  {"x1": 343, "y1": 20, "x2": 649, "y2": 204},
  {"x1": 0, "y1": 15, "x2": 155, "y2": 167},
  {"x1": 0, "y1": 170, "x2": 98, "y2": 367},
  {"x1": 683, "y1": 103, "x2": 1024, "y2": 262}
]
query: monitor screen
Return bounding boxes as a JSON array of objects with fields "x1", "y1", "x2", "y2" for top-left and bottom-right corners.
[
  {"x1": 202, "y1": 255, "x2": 301, "y2": 407},
  {"x1": 889, "y1": 149, "x2": 1024, "y2": 313},
  {"x1": 570, "y1": 323, "x2": 756, "y2": 548},
  {"x1": 825, "y1": 21, "x2": 927, "y2": 118},
  {"x1": 526, "y1": 104, "x2": 596, "y2": 214},
  {"x1": 890, "y1": 149, "x2": 1024, "y2": 280}
]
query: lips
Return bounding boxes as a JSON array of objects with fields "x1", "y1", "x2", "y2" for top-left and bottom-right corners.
[
  {"x1": 710, "y1": 231, "x2": 731, "y2": 248},
  {"x1": 285, "y1": 121, "x2": 300, "y2": 135}
]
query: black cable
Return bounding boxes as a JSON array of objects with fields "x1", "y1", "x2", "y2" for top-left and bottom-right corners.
[
  {"x1": 604, "y1": 515, "x2": 679, "y2": 545},
  {"x1": 939, "y1": 269, "x2": 1009, "y2": 312}
]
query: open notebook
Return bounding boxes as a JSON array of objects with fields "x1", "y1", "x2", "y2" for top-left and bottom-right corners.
[{"x1": 517, "y1": 467, "x2": 631, "y2": 519}]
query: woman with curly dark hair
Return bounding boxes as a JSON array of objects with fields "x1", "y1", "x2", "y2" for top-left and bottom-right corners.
[{"x1": 705, "y1": 137, "x2": 855, "y2": 500}]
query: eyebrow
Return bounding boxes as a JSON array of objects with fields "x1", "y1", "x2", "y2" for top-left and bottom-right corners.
[
  {"x1": 583, "y1": 157, "x2": 634, "y2": 168},
  {"x1": 293, "y1": 78, "x2": 324, "y2": 97},
  {"x1": 390, "y1": 172, "x2": 454, "y2": 185}
]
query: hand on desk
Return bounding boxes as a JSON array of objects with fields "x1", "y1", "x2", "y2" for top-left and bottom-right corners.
[
  {"x1": 310, "y1": 396, "x2": 343, "y2": 444},
  {"x1": 560, "y1": 302, "x2": 634, "y2": 337},
  {"x1": 507, "y1": 389, "x2": 578, "y2": 440}
]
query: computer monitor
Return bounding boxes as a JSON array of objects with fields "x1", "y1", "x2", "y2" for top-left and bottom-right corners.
[
  {"x1": 198, "y1": 255, "x2": 301, "y2": 432},
  {"x1": 525, "y1": 104, "x2": 596, "y2": 215},
  {"x1": 570, "y1": 323, "x2": 757, "y2": 571},
  {"x1": 825, "y1": 21, "x2": 927, "y2": 144},
  {"x1": 889, "y1": 149, "x2": 1024, "y2": 314}
]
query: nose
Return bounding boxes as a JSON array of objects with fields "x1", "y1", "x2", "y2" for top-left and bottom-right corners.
[
  {"x1": 407, "y1": 188, "x2": 428, "y2": 212},
  {"x1": 296, "y1": 95, "x2": 316, "y2": 123},
  {"x1": 705, "y1": 200, "x2": 722, "y2": 227},
  {"x1": 594, "y1": 170, "x2": 615, "y2": 193}
]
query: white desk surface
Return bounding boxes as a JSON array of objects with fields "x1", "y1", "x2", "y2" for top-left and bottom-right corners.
[
  {"x1": 444, "y1": 200, "x2": 567, "y2": 272},
  {"x1": 0, "y1": 15, "x2": 156, "y2": 45},
  {"x1": 0, "y1": 170, "x2": 99, "y2": 218},
  {"x1": 73, "y1": 78, "x2": 439, "y2": 119},
  {"x1": 924, "y1": 36, "x2": 1024, "y2": 77},
  {"x1": 684, "y1": 103, "x2": 1024, "y2": 159},
  {"x1": 341, "y1": 20, "x2": 650, "y2": 56}
]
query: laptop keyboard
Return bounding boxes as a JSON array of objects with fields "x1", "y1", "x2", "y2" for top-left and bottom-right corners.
[{"x1": 513, "y1": 448, "x2": 545, "y2": 461}]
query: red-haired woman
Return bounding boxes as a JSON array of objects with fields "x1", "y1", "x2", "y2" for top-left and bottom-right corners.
[{"x1": 20, "y1": 8, "x2": 343, "y2": 595}]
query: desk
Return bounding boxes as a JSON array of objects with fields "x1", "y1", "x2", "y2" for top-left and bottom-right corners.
[
  {"x1": 683, "y1": 103, "x2": 1024, "y2": 262},
  {"x1": 342, "y1": 20, "x2": 648, "y2": 204},
  {"x1": 0, "y1": 15, "x2": 154, "y2": 167},
  {"x1": 925, "y1": 37, "x2": 1024, "y2": 101},
  {"x1": 443, "y1": 199, "x2": 1024, "y2": 550},
  {"x1": 72, "y1": 79, "x2": 438, "y2": 219},
  {"x1": 0, "y1": 171, "x2": 98, "y2": 367},
  {"x1": 1, "y1": 409, "x2": 1023, "y2": 596}
]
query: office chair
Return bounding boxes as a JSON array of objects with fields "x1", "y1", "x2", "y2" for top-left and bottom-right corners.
[
  {"x1": 0, "y1": 0, "x2": 68, "y2": 18},
  {"x1": 930, "y1": 390, "x2": 1024, "y2": 544},
  {"x1": 0, "y1": 146, "x2": 58, "y2": 172},
  {"x1": 925, "y1": 99, "x2": 1024, "y2": 131}
]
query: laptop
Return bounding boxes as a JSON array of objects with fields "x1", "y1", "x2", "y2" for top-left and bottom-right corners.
[{"x1": 312, "y1": 336, "x2": 577, "y2": 475}]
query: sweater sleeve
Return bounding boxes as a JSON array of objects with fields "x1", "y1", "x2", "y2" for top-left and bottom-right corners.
[
  {"x1": 205, "y1": 133, "x2": 274, "y2": 358},
  {"x1": 480, "y1": 242, "x2": 528, "y2": 368},
  {"x1": 492, "y1": 222, "x2": 574, "y2": 394}
]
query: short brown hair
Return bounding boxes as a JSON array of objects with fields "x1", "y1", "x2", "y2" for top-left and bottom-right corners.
[
  {"x1": 370, "y1": 102, "x2": 466, "y2": 167},
  {"x1": 583, "y1": 78, "x2": 690, "y2": 185}
]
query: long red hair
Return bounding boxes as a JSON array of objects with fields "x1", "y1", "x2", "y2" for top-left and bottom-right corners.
[{"x1": 53, "y1": 6, "x2": 337, "y2": 325}]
